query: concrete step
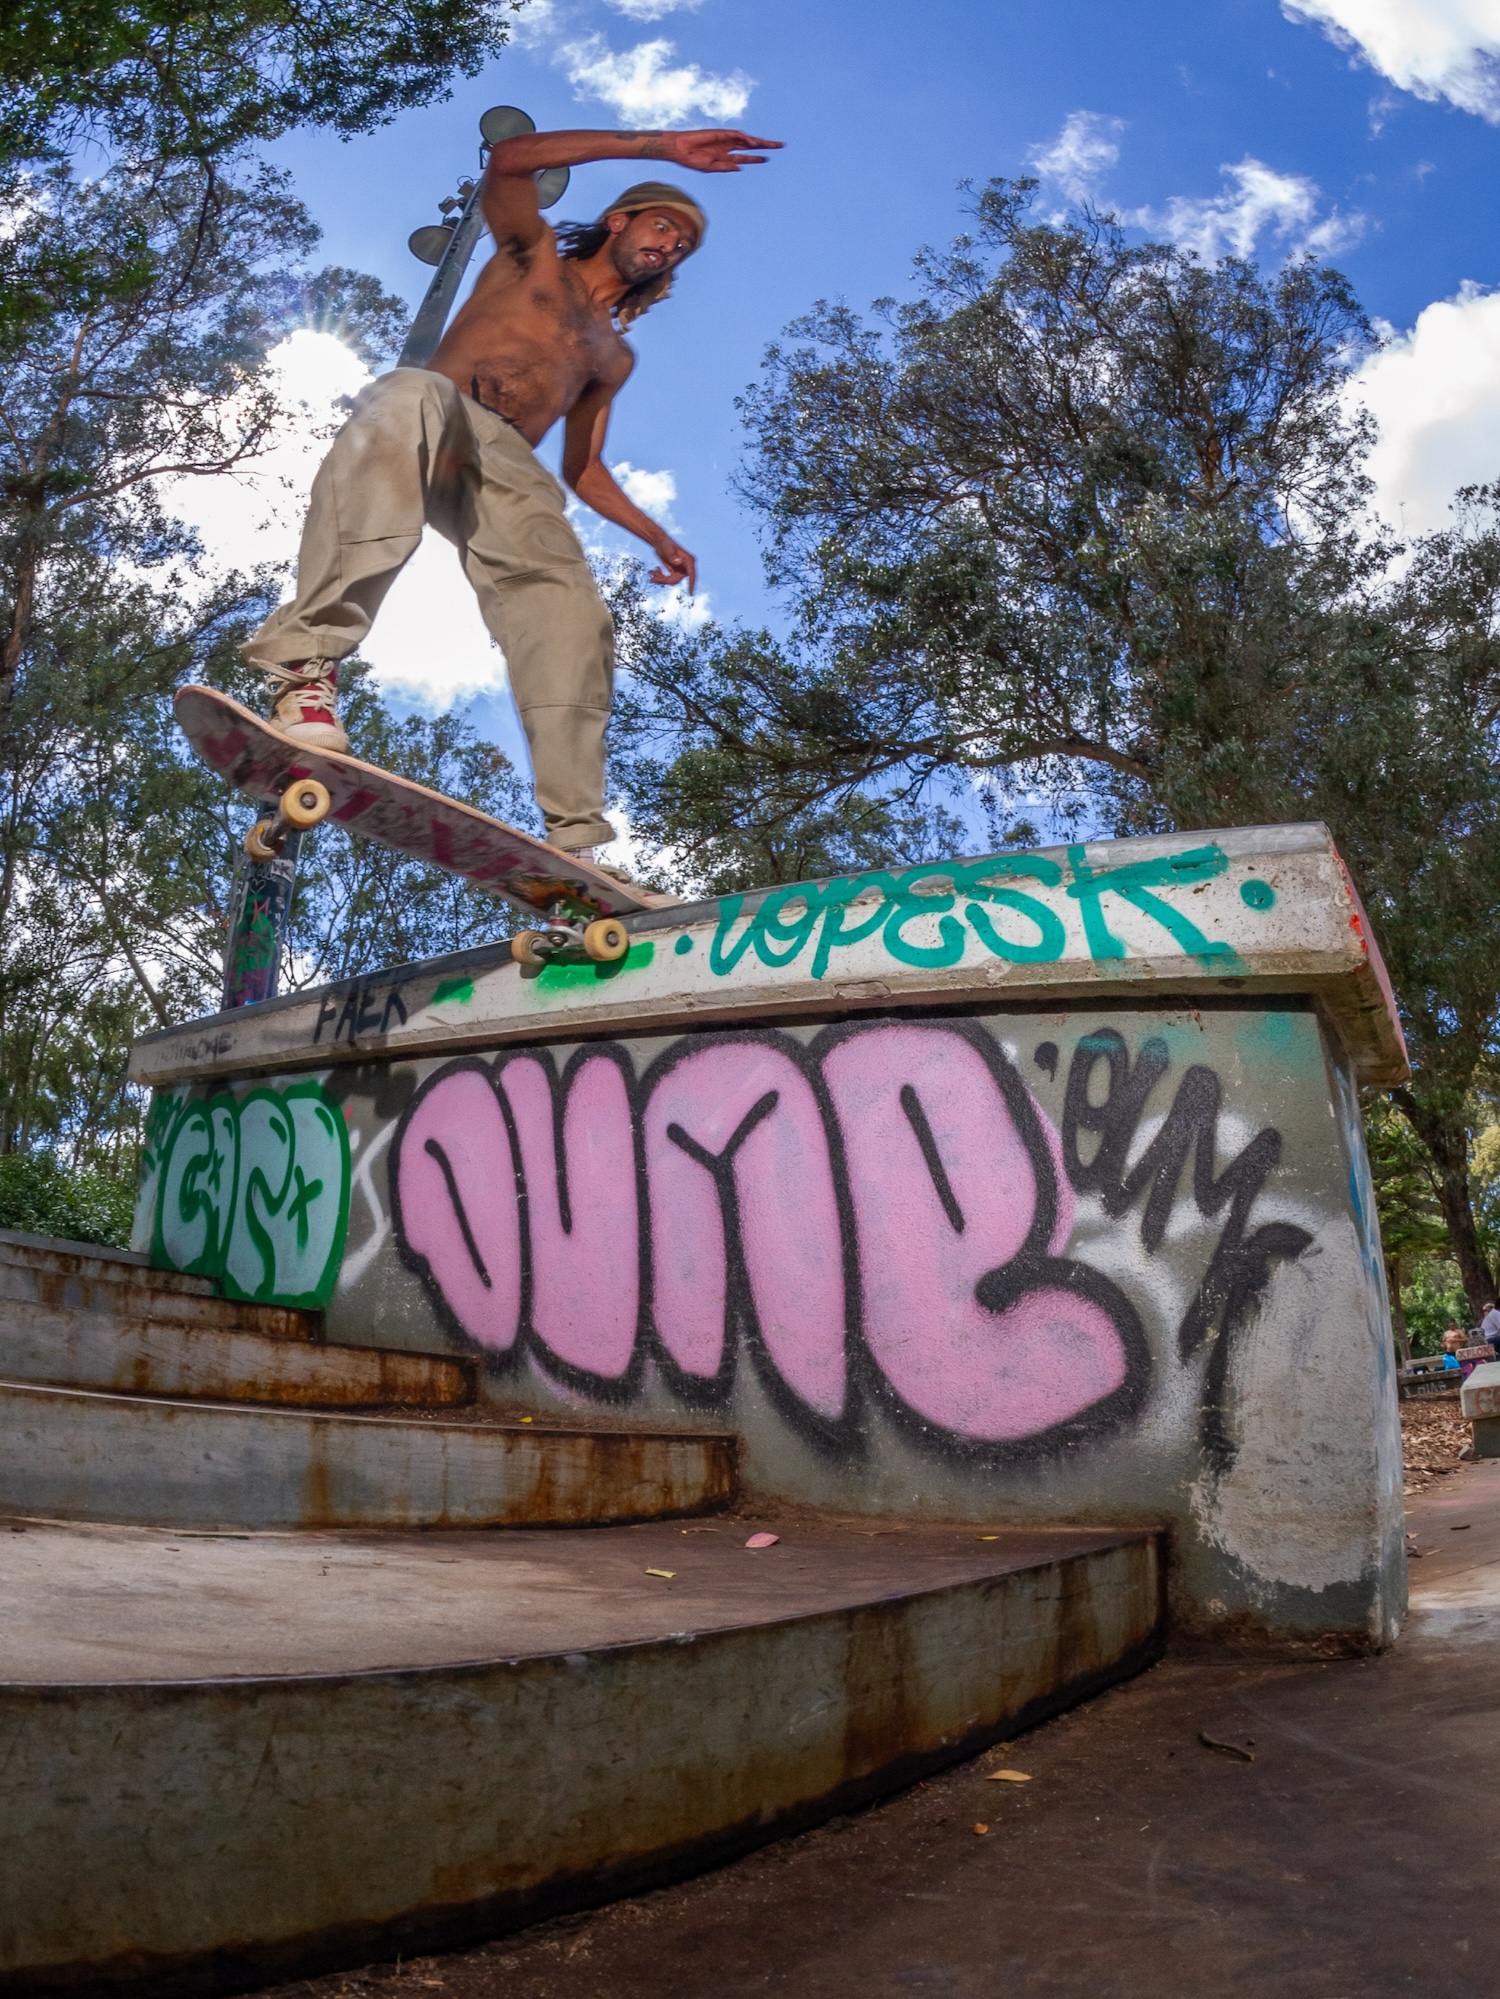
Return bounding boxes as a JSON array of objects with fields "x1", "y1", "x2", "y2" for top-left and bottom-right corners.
[
  {"x1": 0, "y1": 1228, "x2": 321, "y2": 1342},
  {"x1": 0, "y1": 1295, "x2": 474, "y2": 1409},
  {"x1": 0, "y1": 1380, "x2": 735, "y2": 1530},
  {"x1": 0, "y1": 1516, "x2": 1163, "y2": 1994}
]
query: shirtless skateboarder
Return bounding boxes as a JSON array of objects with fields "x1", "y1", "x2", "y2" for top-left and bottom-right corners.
[{"x1": 241, "y1": 122, "x2": 780, "y2": 874}]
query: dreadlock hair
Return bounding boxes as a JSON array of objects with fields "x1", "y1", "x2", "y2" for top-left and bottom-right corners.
[{"x1": 553, "y1": 218, "x2": 674, "y2": 329}]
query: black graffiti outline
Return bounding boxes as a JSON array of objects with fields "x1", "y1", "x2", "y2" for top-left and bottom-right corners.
[
  {"x1": 314, "y1": 977, "x2": 409, "y2": 1046},
  {"x1": 1061, "y1": 1026, "x2": 1314, "y2": 1465},
  {"x1": 810, "y1": 1017, "x2": 1149, "y2": 1463}
]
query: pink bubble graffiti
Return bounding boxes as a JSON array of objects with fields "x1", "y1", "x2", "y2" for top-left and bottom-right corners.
[
  {"x1": 644, "y1": 1041, "x2": 846, "y2": 1416},
  {"x1": 393, "y1": 1025, "x2": 1136, "y2": 1443},
  {"x1": 394, "y1": 1063, "x2": 521, "y2": 1352}
]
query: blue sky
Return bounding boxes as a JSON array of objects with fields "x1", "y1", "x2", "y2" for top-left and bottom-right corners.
[{"x1": 183, "y1": 0, "x2": 1500, "y2": 771}]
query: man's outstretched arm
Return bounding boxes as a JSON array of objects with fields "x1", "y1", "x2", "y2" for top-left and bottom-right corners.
[
  {"x1": 488, "y1": 127, "x2": 780, "y2": 177},
  {"x1": 481, "y1": 126, "x2": 779, "y2": 255},
  {"x1": 563, "y1": 385, "x2": 697, "y2": 593}
]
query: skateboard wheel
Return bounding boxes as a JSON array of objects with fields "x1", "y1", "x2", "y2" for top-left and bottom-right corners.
[
  {"x1": 244, "y1": 819, "x2": 281, "y2": 862},
  {"x1": 283, "y1": 778, "x2": 331, "y2": 830},
  {"x1": 583, "y1": 917, "x2": 629, "y2": 962},
  {"x1": 511, "y1": 930, "x2": 549, "y2": 967}
]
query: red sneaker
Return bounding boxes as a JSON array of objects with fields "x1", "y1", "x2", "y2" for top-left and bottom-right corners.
[{"x1": 263, "y1": 659, "x2": 349, "y2": 753}]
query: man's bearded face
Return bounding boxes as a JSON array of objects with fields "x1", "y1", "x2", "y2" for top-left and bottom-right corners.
[{"x1": 608, "y1": 206, "x2": 701, "y2": 286}]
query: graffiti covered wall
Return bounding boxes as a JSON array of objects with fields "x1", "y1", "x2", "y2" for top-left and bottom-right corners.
[{"x1": 233, "y1": 998, "x2": 1395, "y2": 1645}]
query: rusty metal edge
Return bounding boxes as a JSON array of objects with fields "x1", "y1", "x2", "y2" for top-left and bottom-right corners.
[
  {"x1": 127, "y1": 970, "x2": 1403, "y2": 1090},
  {"x1": 0, "y1": 1377, "x2": 739, "y2": 1443}
]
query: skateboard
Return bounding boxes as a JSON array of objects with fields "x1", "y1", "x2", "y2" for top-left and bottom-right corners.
[{"x1": 175, "y1": 685, "x2": 674, "y2": 967}]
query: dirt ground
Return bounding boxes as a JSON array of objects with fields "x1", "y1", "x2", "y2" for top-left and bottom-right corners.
[
  {"x1": 253, "y1": 1416, "x2": 1496, "y2": 1999},
  {"x1": 1400, "y1": 1392, "x2": 1472, "y2": 1494}
]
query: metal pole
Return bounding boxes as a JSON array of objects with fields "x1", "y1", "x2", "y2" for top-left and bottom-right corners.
[
  {"x1": 397, "y1": 181, "x2": 488, "y2": 370},
  {"x1": 221, "y1": 830, "x2": 302, "y2": 1010}
]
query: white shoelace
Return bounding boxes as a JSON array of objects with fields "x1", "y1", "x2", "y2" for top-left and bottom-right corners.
[{"x1": 261, "y1": 660, "x2": 338, "y2": 716}]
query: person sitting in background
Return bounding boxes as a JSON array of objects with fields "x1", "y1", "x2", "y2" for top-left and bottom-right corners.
[
  {"x1": 1443, "y1": 1318, "x2": 1466, "y2": 1367},
  {"x1": 1482, "y1": 1301, "x2": 1500, "y2": 1359}
]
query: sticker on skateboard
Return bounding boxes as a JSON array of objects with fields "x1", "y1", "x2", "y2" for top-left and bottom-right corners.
[{"x1": 175, "y1": 684, "x2": 674, "y2": 967}]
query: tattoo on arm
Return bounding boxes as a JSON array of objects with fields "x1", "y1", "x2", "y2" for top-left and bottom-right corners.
[{"x1": 638, "y1": 135, "x2": 667, "y2": 159}]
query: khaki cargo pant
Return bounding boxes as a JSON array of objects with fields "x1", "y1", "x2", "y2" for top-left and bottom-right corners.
[{"x1": 242, "y1": 367, "x2": 616, "y2": 851}]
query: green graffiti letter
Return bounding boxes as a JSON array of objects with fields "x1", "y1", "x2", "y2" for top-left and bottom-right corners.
[
  {"x1": 153, "y1": 1096, "x2": 238, "y2": 1277},
  {"x1": 223, "y1": 1084, "x2": 350, "y2": 1307},
  {"x1": 151, "y1": 1080, "x2": 350, "y2": 1309}
]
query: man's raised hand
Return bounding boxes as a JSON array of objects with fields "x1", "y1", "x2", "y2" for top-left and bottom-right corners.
[
  {"x1": 647, "y1": 129, "x2": 782, "y2": 173},
  {"x1": 650, "y1": 533, "x2": 698, "y2": 594}
]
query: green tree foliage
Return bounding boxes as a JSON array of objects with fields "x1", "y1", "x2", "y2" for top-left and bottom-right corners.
[
  {"x1": 0, "y1": 0, "x2": 522, "y2": 165},
  {"x1": 0, "y1": 1151, "x2": 137, "y2": 1248},
  {"x1": 612, "y1": 181, "x2": 1500, "y2": 1316},
  {"x1": 613, "y1": 183, "x2": 1384, "y2": 872},
  {"x1": 1399, "y1": 1260, "x2": 1471, "y2": 1359},
  {"x1": 1364, "y1": 1094, "x2": 1449, "y2": 1359}
]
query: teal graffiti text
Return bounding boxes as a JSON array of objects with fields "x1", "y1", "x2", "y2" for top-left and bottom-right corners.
[{"x1": 708, "y1": 846, "x2": 1239, "y2": 982}]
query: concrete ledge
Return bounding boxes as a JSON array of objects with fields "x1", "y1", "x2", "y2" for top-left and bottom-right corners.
[
  {"x1": 0, "y1": 1519, "x2": 1162, "y2": 1996},
  {"x1": 0, "y1": 1299, "x2": 475, "y2": 1408},
  {"x1": 0, "y1": 1233, "x2": 320, "y2": 1343},
  {"x1": 0, "y1": 1382, "x2": 735, "y2": 1529},
  {"x1": 128, "y1": 822, "x2": 1409, "y2": 1091}
]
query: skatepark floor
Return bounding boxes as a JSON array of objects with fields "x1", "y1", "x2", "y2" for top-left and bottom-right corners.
[{"x1": 259, "y1": 1453, "x2": 1500, "y2": 1999}]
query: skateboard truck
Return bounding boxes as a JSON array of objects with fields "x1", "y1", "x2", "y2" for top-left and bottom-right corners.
[
  {"x1": 511, "y1": 906, "x2": 630, "y2": 968},
  {"x1": 244, "y1": 779, "x2": 332, "y2": 861}
]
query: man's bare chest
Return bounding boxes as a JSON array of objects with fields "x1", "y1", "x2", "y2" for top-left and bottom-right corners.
[{"x1": 514, "y1": 277, "x2": 625, "y2": 376}]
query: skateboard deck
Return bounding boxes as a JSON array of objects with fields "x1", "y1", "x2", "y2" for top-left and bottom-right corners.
[{"x1": 175, "y1": 685, "x2": 673, "y2": 928}]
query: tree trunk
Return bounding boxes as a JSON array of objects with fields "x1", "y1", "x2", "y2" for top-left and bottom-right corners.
[
  {"x1": 1394, "y1": 1086, "x2": 1492, "y2": 1324},
  {"x1": 1386, "y1": 1252, "x2": 1411, "y2": 1365}
]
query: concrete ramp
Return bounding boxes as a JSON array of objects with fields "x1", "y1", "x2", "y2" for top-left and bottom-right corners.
[{"x1": 0, "y1": 1516, "x2": 1161, "y2": 1995}]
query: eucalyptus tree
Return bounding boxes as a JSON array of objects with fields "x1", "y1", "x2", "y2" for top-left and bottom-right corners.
[
  {"x1": 612, "y1": 180, "x2": 1382, "y2": 872},
  {"x1": 0, "y1": 0, "x2": 522, "y2": 164}
]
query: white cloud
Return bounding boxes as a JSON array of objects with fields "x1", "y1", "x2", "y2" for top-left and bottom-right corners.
[
  {"x1": 1350, "y1": 282, "x2": 1500, "y2": 535},
  {"x1": 653, "y1": 582, "x2": 712, "y2": 629},
  {"x1": 605, "y1": 0, "x2": 704, "y2": 18},
  {"x1": 1131, "y1": 158, "x2": 1364, "y2": 261},
  {"x1": 1283, "y1": 0, "x2": 1500, "y2": 120},
  {"x1": 611, "y1": 459, "x2": 678, "y2": 527},
  {"x1": 509, "y1": 0, "x2": 558, "y2": 42},
  {"x1": 358, "y1": 537, "x2": 509, "y2": 707},
  {"x1": 1029, "y1": 111, "x2": 1123, "y2": 207},
  {"x1": 165, "y1": 329, "x2": 368, "y2": 575},
  {"x1": 555, "y1": 34, "x2": 751, "y2": 124},
  {"x1": 166, "y1": 329, "x2": 510, "y2": 709}
]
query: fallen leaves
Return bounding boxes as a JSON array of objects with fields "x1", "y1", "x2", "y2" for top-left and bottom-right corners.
[
  {"x1": 1401, "y1": 1400, "x2": 1471, "y2": 1493},
  {"x1": 644, "y1": 1568, "x2": 676, "y2": 1580},
  {"x1": 986, "y1": 1769, "x2": 1032, "y2": 1784},
  {"x1": 745, "y1": 1532, "x2": 779, "y2": 1549}
]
